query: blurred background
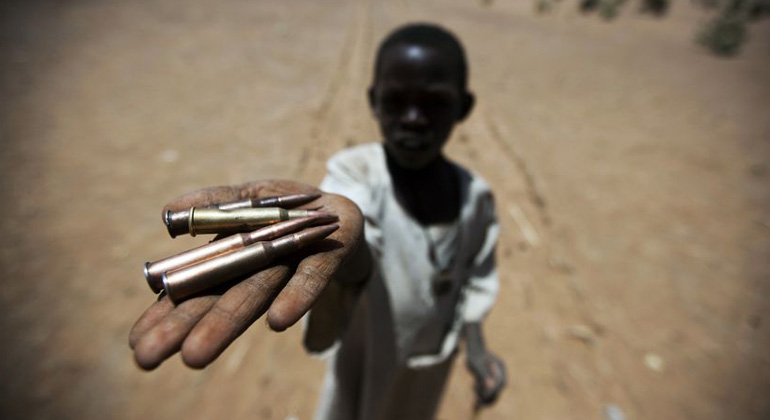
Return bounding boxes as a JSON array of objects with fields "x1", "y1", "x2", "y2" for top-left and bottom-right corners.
[{"x1": 0, "y1": 0, "x2": 768, "y2": 419}]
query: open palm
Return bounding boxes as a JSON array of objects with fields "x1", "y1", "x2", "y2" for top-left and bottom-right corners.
[{"x1": 129, "y1": 180, "x2": 368, "y2": 370}]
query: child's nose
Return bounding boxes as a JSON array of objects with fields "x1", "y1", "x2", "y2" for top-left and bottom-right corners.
[{"x1": 400, "y1": 105, "x2": 428, "y2": 128}]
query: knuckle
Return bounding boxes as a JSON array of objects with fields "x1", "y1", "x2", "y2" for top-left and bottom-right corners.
[
  {"x1": 238, "y1": 266, "x2": 291, "y2": 303},
  {"x1": 240, "y1": 275, "x2": 273, "y2": 295},
  {"x1": 209, "y1": 304, "x2": 240, "y2": 329},
  {"x1": 296, "y1": 264, "x2": 332, "y2": 296}
]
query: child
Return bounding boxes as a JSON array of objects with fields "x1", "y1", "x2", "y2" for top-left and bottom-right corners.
[
  {"x1": 128, "y1": 21, "x2": 504, "y2": 420},
  {"x1": 305, "y1": 23, "x2": 506, "y2": 420}
]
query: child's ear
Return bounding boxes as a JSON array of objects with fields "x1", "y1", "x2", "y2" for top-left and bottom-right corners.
[
  {"x1": 458, "y1": 92, "x2": 475, "y2": 121},
  {"x1": 367, "y1": 86, "x2": 377, "y2": 115}
]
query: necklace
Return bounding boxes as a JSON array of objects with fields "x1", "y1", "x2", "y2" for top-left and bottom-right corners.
[{"x1": 422, "y1": 223, "x2": 460, "y2": 296}]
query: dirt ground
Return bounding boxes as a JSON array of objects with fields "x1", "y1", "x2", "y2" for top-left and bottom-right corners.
[{"x1": 1, "y1": 0, "x2": 768, "y2": 419}]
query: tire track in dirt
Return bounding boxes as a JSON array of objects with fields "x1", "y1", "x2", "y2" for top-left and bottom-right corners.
[
  {"x1": 485, "y1": 116, "x2": 552, "y2": 228},
  {"x1": 294, "y1": 0, "x2": 375, "y2": 182},
  {"x1": 448, "y1": 96, "x2": 645, "y2": 418},
  {"x1": 483, "y1": 106, "x2": 656, "y2": 418}
]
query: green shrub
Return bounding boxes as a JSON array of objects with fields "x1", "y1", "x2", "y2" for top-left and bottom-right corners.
[{"x1": 698, "y1": 12, "x2": 748, "y2": 56}]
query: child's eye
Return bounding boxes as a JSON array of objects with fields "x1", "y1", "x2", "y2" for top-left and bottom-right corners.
[
  {"x1": 421, "y1": 93, "x2": 452, "y2": 112},
  {"x1": 381, "y1": 93, "x2": 405, "y2": 113}
]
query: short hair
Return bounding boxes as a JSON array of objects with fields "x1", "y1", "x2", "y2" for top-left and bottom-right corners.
[{"x1": 373, "y1": 23, "x2": 469, "y2": 91}]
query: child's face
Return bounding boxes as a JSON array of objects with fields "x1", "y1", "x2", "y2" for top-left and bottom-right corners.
[{"x1": 370, "y1": 44, "x2": 472, "y2": 170}]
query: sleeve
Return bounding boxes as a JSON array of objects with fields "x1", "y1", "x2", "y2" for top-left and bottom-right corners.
[
  {"x1": 462, "y1": 190, "x2": 500, "y2": 323},
  {"x1": 320, "y1": 149, "x2": 383, "y2": 254},
  {"x1": 319, "y1": 150, "x2": 372, "y2": 212}
]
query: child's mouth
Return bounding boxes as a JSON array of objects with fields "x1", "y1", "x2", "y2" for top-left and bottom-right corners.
[{"x1": 393, "y1": 134, "x2": 431, "y2": 151}]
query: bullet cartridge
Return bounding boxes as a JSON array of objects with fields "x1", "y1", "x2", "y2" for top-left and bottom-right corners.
[
  {"x1": 216, "y1": 193, "x2": 321, "y2": 211},
  {"x1": 188, "y1": 207, "x2": 331, "y2": 236},
  {"x1": 164, "y1": 193, "x2": 321, "y2": 237},
  {"x1": 163, "y1": 223, "x2": 339, "y2": 303},
  {"x1": 144, "y1": 214, "x2": 337, "y2": 293},
  {"x1": 165, "y1": 206, "x2": 332, "y2": 238}
]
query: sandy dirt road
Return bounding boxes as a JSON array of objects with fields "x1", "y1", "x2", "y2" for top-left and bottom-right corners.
[{"x1": 1, "y1": 1, "x2": 768, "y2": 419}]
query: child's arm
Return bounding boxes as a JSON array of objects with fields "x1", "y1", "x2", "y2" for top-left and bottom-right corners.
[
  {"x1": 128, "y1": 180, "x2": 367, "y2": 370},
  {"x1": 461, "y1": 188, "x2": 506, "y2": 406},
  {"x1": 464, "y1": 322, "x2": 506, "y2": 406}
]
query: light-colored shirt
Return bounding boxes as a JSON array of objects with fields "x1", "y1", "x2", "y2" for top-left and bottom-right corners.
[{"x1": 307, "y1": 143, "x2": 499, "y2": 420}]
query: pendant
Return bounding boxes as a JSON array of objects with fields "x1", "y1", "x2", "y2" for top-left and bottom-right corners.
[{"x1": 432, "y1": 271, "x2": 453, "y2": 296}]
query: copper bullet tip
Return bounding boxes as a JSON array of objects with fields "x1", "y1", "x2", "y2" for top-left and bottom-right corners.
[
  {"x1": 305, "y1": 210, "x2": 338, "y2": 222},
  {"x1": 284, "y1": 192, "x2": 321, "y2": 200},
  {"x1": 294, "y1": 192, "x2": 322, "y2": 200},
  {"x1": 270, "y1": 223, "x2": 340, "y2": 255},
  {"x1": 296, "y1": 223, "x2": 340, "y2": 243},
  {"x1": 272, "y1": 193, "x2": 322, "y2": 208}
]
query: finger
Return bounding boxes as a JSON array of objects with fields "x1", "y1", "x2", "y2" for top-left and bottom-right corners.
[
  {"x1": 180, "y1": 264, "x2": 293, "y2": 368},
  {"x1": 483, "y1": 377, "x2": 497, "y2": 395},
  {"x1": 129, "y1": 297, "x2": 175, "y2": 349},
  {"x1": 266, "y1": 196, "x2": 362, "y2": 331},
  {"x1": 266, "y1": 242, "x2": 348, "y2": 331},
  {"x1": 477, "y1": 380, "x2": 499, "y2": 405},
  {"x1": 474, "y1": 379, "x2": 490, "y2": 404},
  {"x1": 133, "y1": 296, "x2": 218, "y2": 370},
  {"x1": 489, "y1": 356, "x2": 507, "y2": 388},
  {"x1": 479, "y1": 358, "x2": 506, "y2": 403}
]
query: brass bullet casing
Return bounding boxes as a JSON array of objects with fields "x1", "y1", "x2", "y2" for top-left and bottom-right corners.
[
  {"x1": 144, "y1": 214, "x2": 337, "y2": 293},
  {"x1": 215, "y1": 200, "x2": 257, "y2": 211},
  {"x1": 165, "y1": 206, "x2": 331, "y2": 238},
  {"x1": 164, "y1": 193, "x2": 321, "y2": 238},
  {"x1": 163, "y1": 224, "x2": 339, "y2": 303},
  {"x1": 188, "y1": 207, "x2": 330, "y2": 236}
]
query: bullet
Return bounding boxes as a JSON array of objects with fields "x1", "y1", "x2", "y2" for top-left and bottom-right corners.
[
  {"x1": 188, "y1": 207, "x2": 332, "y2": 236},
  {"x1": 165, "y1": 206, "x2": 332, "y2": 238},
  {"x1": 164, "y1": 193, "x2": 321, "y2": 237},
  {"x1": 143, "y1": 214, "x2": 338, "y2": 293},
  {"x1": 216, "y1": 193, "x2": 321, "y2": 211},
  {"x1": 163, "y1": 224, "x2": 339, "y2": 303}
]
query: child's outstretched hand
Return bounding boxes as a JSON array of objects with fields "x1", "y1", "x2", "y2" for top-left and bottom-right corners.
[{"x1": 128, "y1": 180, "x2": 368, "y2": 370}]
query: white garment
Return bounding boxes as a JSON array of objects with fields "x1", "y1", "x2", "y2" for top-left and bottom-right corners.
[{"x1": 307, "y1": 143, "x2": 500, "y2": 420}]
